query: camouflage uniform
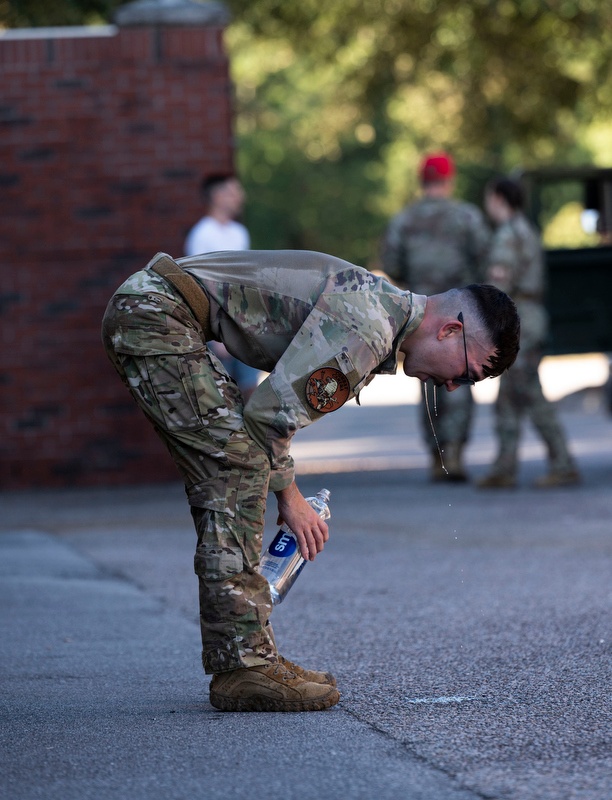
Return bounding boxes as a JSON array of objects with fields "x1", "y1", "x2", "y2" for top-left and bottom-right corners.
[
  {"x1": 381, "y1": 196, "x2": 491, "y2": 462},
  {"x1": 483, "y1": 214, "x2": 577, "y2": 479},
  {"x1": 102, "y1": 250, "x2": 426, "y2": 673}
]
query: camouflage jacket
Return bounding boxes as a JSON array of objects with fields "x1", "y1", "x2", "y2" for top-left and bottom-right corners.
[
  {"x1": 487, "y1": 213, "x2": 545, "y2": 300},
  {"x1": 487, "y1": 213, "x2": 548, "y2": 347},
  {"x1": 111, "y1": 250, "x2": 426, "y2": 492},
  {"x1": 381, "y1": 196, "x2": 491, "y2": 294}
]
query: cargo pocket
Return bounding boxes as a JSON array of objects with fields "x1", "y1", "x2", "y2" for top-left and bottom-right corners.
[
  {"x1": 179, "y1": 347, "x2": 245, "y2": 446},
  {"x1": 145, "y1": 348, "x2": 242, "y2": 434},
  {"x1": 194, "y1": 542, "x2": 244, "y2": 581},
  {"x1": 144, "y1": 351, "x2": 207, "y2": 432}
]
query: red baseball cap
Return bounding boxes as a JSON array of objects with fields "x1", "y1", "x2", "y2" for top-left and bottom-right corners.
[{"x1": 419, "y1": 152, "x2": 455, "y2": 182}]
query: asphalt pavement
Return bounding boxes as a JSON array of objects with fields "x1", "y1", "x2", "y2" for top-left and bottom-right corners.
[{"x1": 1, "y1": 394, "x2": 611, "y2": 800}]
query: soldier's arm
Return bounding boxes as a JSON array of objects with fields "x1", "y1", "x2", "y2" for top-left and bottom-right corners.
[
  {"x1": 486, "y1": 225, "x2": 518, "y2": 294},
  {"x1": 243, "y1": 283, "x2": 388, "y2": 493}
]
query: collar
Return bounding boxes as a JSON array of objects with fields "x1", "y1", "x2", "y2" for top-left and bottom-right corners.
[{"x1": 375, "y1": 292, "x2": 427, "y2": 375}]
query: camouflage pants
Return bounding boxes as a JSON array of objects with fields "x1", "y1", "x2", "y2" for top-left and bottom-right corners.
[
  {"x1": 492, "y1": 344, "x2": 574, "y2": 475},
  {"x1": 102, "y1": 291, "x2": 277, "y2": 674},
  {"x1": 420, "y1": 381, "x2": 474, "y2": 452}
]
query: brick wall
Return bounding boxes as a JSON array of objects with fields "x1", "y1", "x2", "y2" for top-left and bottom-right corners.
[{"x1": 0, "y1": 21, "x2": 235, "y2": 490}]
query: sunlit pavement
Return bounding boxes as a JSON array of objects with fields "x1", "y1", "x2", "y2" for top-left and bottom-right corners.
[
  {"x1": 1, "y1": 353, "x2": 611, "y2": 800},
  {"x1": 291, "y1": 352, "x2": 610, "y2": 475}
]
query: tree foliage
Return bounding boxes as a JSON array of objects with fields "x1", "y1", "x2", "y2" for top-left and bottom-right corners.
[
  {"x1": 3, "y1": 0, "x2": 612, "y2": 262},
  {"x1": 227, "y1": 0, "x2": 611, "y2": 154},
  {"x1": 0, "y1": 0, "x2": 129, "y2": 27},
  {"x1": 226, "y1": 0, "x2": 612, "y2": 262}
]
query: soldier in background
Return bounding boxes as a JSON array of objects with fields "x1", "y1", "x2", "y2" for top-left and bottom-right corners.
[
  {"x1": 381, "y1": 152, "x2": 491, "y2": 481},
  {"x1": 477, "y1": 176, "x2": 581, "y2": 489}
]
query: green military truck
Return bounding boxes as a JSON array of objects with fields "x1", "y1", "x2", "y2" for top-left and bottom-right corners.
[{"x1": 519, "y1": 167, "x2": 612, "y2": 407}]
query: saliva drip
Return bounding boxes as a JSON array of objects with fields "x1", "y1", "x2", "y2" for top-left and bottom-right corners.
[{"x1": 424, "y1": 380, "x2": 448, "y2": 476}]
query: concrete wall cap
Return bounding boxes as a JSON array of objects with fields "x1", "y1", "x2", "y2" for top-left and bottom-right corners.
[
  {"x1": 0, "y1": 26, "x2": 117, "y2": 39},
  {"x1": 114, "y1": 0, "x2": 231, "y2": 27}
]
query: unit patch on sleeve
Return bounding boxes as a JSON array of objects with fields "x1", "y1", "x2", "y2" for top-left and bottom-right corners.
[{"x1": 305, "y1": 367, "x2": 350, "y2": 413}]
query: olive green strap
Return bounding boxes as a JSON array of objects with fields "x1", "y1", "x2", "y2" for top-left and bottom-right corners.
[{"x1": 149, "y1": 253, "x2": 212, "y2": 340}]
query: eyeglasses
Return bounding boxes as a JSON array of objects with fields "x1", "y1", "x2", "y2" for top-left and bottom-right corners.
[{"x1": 452, "y1": 312, "x2": 475, "y2": 386}]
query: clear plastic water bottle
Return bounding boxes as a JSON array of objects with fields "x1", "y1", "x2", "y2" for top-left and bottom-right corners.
[{"x1": 258, "y1": 488, "x2": 331, "y2": 605}]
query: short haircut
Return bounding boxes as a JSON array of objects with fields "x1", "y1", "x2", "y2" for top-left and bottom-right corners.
[
  {"x1": 487, "y1": 176, "x2": 524, "y2": 211},
  {"x1": 200, "y1": 172, "x2": 236, "y2": 202},
  {"x1": 464, "y1": 284, "x2": 520, "y2": 377}
]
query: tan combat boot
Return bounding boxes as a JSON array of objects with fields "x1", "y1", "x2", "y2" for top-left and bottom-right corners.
[
  {"x1": 209, "y1": 662, "x2": 340, "y2": 712},
  {"x1": 476, "y1": 471, "x2": 517, "y2": 489},
  {"x1": 278, "y1": 655, "x2": 337, "y2": 687},
  {"x1": 533, "y1": 468, "x2": 581, "y2": 488}
]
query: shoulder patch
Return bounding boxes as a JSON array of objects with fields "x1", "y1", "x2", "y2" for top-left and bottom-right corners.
[{"x1": 305, "y1": 367, "x2": 350, "y2": 413}]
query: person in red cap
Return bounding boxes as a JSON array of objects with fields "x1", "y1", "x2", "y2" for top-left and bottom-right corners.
[
  {"x1": 381, "y1": 151, "x2": 492, "y2": 482},
  {"x1": 419, "y1": 152, "x2": 456, "y2": 182}
]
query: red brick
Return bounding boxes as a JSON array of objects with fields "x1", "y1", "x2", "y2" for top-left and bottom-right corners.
[{"x1": 0, "y1": 23, "x2": 234, "y2": 489}]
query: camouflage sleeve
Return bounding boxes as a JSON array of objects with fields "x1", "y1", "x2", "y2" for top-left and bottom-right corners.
[
  {"x1": 380, "y1": 212, "x2": 410, "y2": 287},
  {"x1": 243, "y1": 278, "x2": 396, "y2": 492},
  {"x1": 489, "y1": 222, "x2": 521, "y2": 269},
  {"x1": 487, "y1": 223, "x2": 520, "y2": 294},
  {"x1": 242, "y1": 378, "x2": 297, "y2": 492}
]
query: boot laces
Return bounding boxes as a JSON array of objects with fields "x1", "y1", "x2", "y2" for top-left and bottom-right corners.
[{"x1": 271, "y1": 663, "x2": 297, "y2": 681}]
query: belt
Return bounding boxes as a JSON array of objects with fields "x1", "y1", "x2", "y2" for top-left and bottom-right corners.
[{"x1": 148, "y1": 252, "x2": 213, "y2": 340}]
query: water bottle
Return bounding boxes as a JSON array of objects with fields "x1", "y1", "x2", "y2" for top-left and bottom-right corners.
[{"x1": 258, "y1": 489, "x2": 331, "y2": 605}]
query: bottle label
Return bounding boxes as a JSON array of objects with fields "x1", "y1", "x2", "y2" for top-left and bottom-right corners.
[{"x1": 269, "y1": 529, "x2": 298, "y2": 558}]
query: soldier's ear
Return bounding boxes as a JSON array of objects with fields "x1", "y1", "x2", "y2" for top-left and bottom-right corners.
[{"x1": 437, "y1": 320, "x2": 461, "y2": 341}]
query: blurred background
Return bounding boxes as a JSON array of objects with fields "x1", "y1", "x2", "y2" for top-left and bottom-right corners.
[
  {"x1": 4, "y1": 0, "x2": 612, "y2": 262},
  {"x1": 1, "y1": 0, "x2": 610, "y2": 490}
]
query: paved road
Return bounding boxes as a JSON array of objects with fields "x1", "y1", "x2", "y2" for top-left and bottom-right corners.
[{"x1": 1, "y1": 395, "x2": 611, "y2": 800}]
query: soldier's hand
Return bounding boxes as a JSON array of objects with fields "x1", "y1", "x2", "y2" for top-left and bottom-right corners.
[{"x1": 274, "y1": 481, "x2": 329, "y2": 561}]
